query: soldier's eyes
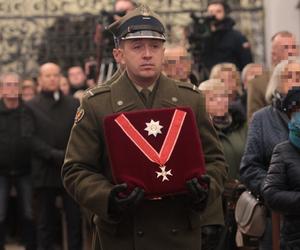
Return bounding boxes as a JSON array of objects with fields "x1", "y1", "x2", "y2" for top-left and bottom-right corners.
[{"x1": 132, "y1": 45, "x2": 142, "y2": 49}]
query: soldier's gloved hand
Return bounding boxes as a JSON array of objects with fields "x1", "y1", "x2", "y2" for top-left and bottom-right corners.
[
  {"x1": 186, "y1": 175, "x2": 210, "y2": 212},
  {"x1": 108, "y1": 183, "x2": 144, "y2": 216}
]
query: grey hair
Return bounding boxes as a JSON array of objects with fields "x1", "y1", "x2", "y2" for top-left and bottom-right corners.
[
  {"x1": 0, "y1": 72, "x2": 21, "y2": 87},
  {"x1": 241, "y1": 63, "x2": 263, "y2": 83},
  {"x1": 198, "y1": 79, "x2": 225, "y2": 92},
  {"x1": 209, "y1": 62, "x2": 242, "y2": 95},
  {"x1": 265, "y1": 57, "x2": 300, "y2": 103}
]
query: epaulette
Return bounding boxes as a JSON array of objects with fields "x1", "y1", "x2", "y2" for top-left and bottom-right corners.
[
  {"x1": 84, "y1": 85, "x2": 111, "y2": 98},
  {"x1": 176, "y1": 81, "x2": 201, "y2": 94}
]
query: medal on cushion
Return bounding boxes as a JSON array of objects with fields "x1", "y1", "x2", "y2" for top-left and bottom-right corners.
[
  {"x1": 144, "y1": 120, "x2": 163, "y2": 137},
  {"x1": 115, "y1": 109, "x2": 186, "y2": 182}
]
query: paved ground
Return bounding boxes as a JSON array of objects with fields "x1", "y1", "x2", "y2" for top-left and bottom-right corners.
[{"x1": 5, "y1": 244, "x2": 24, "y2": 250}]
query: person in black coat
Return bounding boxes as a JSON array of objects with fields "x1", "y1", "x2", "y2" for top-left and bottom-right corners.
[
  {"x1": 240, "y1": 59, "x2": 300, "y2": 250},
  {"x1": 0, "y1": 72, "x2": 35, "y2": 250},
  {"x1": 27, "y1": 63, "x2": 82, "y2": 250},
  {"x1": 263, "y1": 88, "x2": 300, "y2": 250},
  {"x1": 201, "y1": 0, "x2": 253, "y2": 72}
]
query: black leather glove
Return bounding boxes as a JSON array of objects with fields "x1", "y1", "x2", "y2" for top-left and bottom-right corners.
[
  {"x1": 108, "y1": 183, "x2": 144, "y2": 216},
  {"x1": 186, "y1": 175, "x2": 210, "y2": 212}
]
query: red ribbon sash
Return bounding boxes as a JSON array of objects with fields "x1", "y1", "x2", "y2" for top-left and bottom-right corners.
[{"x1": 114, "y1": 109, "x2": 186, "y2": 167}]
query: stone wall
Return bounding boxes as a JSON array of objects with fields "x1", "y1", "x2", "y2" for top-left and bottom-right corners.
[{"x1": 0, "y1": 0, "x2": 263, "y2": 77}]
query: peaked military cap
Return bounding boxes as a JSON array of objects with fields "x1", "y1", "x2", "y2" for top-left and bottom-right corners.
[{"x1": 107, "y1": 4, "x2": 166, "y2": 43}]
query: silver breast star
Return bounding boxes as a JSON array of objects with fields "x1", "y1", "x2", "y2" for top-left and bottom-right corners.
[
  {"x1": 144, "y1": 119, "x2": 163, "y2": 137},
  {"x1": 156, "y1": 166, "x2": 173, "y2": 182}
]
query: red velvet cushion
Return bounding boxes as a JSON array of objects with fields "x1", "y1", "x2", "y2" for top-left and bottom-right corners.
[{"x1": 104, "y1": 107, "x2": 206, "y2": 198}]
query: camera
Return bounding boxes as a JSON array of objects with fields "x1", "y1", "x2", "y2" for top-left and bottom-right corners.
[
  {"x1": 187, "y1": 13, "x2": 217, "y2": 81},
  {"x1": 189, "y1": 13, "x2": 216, "y2": 41},
  {"x1": 98, "y1": 10, "x2": 126, "y2": 27}
]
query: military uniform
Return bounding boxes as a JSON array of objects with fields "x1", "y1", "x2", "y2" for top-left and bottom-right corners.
[
  {"x1": 62, "y1": 5, "x2": 227, "y2": 250},
  {"x1": 104, "y1": 67, "x2": 123, "y2": 85}
]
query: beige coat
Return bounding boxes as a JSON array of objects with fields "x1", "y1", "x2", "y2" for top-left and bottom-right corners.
[{"x1": 247, "y1": 71, "x2": 270, "y2": 121}]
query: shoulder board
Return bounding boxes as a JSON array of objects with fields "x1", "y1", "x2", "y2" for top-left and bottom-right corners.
[
  {"x1": 84, "y1": 85, "x2": 111, "y2": 98},
  {"x1": 176, "y1": 82, "x2": 201, "y2": 93}
]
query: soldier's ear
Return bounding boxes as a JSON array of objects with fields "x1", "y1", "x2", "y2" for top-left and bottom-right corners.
[
  {"x1": 119, "y1": 48, "x2": 126, "y2": 65},
  {"x1": 113, "y1": 48, "x2": 123, "y2": 64}
]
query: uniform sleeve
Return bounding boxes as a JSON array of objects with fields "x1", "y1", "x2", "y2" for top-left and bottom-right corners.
[
  {"x1": 234, "y1": 32, "x2": 253, "y2": 71},
  {"x1": 263, "y1": 144, "x2": 300, "y2": 214},
  {"x1": 62, "y1": 96, "x2": 113, "y2": 220},
  {"x1": 240, "y1": 112, "x2": 267, "y2": 195},
  {"x1": 197, "y1": 95, "x2": 228, "y2": 205}
]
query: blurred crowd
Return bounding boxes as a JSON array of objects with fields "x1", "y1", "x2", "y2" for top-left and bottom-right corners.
[{"x1": 1, "y1": 0, "x2": 300, "y2": 250}]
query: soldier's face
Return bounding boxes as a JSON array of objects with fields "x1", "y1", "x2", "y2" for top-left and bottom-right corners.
[{"x1": 120, "y1": 39, "x2": 165, "y2": 85}]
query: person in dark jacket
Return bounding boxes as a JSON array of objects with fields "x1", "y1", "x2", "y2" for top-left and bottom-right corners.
[
  {"x1": 263, "y1": 88, "x2": 300, "y2": 250},
  {"x1": 0, "y1": 72, "x2": 35, "y2": 250},
  {"x1": 201, "y1": 0, "x2": 253, "y2": 72},
  {"x1": 240, "y1": 58, "x2": 300, "y2": 250},
  {"x1": 27, "y1": 63, "x2": 81, "y2": 250},
  {"x1": 199, "y1": 79, "x2": 247, "y2": 250}
]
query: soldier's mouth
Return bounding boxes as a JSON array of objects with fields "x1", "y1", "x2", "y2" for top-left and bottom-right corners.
[{"x1": 140, "y1": 64, "x2": 155, "y2": 68}]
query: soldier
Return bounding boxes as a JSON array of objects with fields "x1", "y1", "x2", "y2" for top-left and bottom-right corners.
[{"x1": 62, "y1": 5, "x2": 227, "y2": 250}]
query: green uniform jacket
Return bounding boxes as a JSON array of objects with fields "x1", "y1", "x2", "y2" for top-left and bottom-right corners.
[{"x1": 62, "y1": 72, "x2": 227, "y2": 250}]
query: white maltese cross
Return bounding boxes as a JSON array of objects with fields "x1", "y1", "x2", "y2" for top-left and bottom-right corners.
[{"x1": 156, "y1": 166, "x2": 173, "y2": 182}]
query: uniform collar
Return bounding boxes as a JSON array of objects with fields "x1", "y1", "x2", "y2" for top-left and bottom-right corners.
[
  {"x1": 133, "y1": 81, "x2": 156, "y2": 92},
  {"x1": 110, "y1": 72, "x2": 185, "y2": 113}
]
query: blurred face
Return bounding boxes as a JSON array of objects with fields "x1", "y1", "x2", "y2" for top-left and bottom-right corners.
[
  {"x1": 272, "y1": 35, "x2": 299, "y2": 66},
  {"x1": 205, "y1": 91, "x2": 229, "y2": 117},
  {"x1": 1, "y1": 75, "x2": 20, "y2": 99},
  {"x1": 59, "y1": 76, "x2": 70, "y2": 95},
  {"x1": 219, "y1": 68, "x2": 238, "y2": 96},
  {"x1": 38, "y1": 63, "x2": 61, "y2": 92},
  {"x1": 244, "y1": 64, "x2": 263, "y2": 89},
  {"x1": 120, "y1": 38, "x2": 165, "y2": 86},
  {"x1": 68, "y1": 66, "x2": 86, "y2": 87},
  {"x1": 22, "y1": 86, "x2": 35, "y2": 101},
  {"x1": 280, "y1": 62, "x2": 300, "y2": 94},
  {"x1": 207, "y1": 3, "x2": 225, "y2": 21},
  {"x1": 163, "y1": 47, "x2": 192, "y2": 81}
]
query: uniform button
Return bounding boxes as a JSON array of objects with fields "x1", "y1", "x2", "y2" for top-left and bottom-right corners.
[
  {"x1": 171, "y1": 228, "x2": 179, "y2": 235},
  {"x1": 171, "y1": 97, "x2": 178, "y2": 103},
  {"x1": 117, "y1": 100, "x2": 123, "y2": 106},
  {"x1": 137, "y1": 230, "x2": 144, "y2": 237}
]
